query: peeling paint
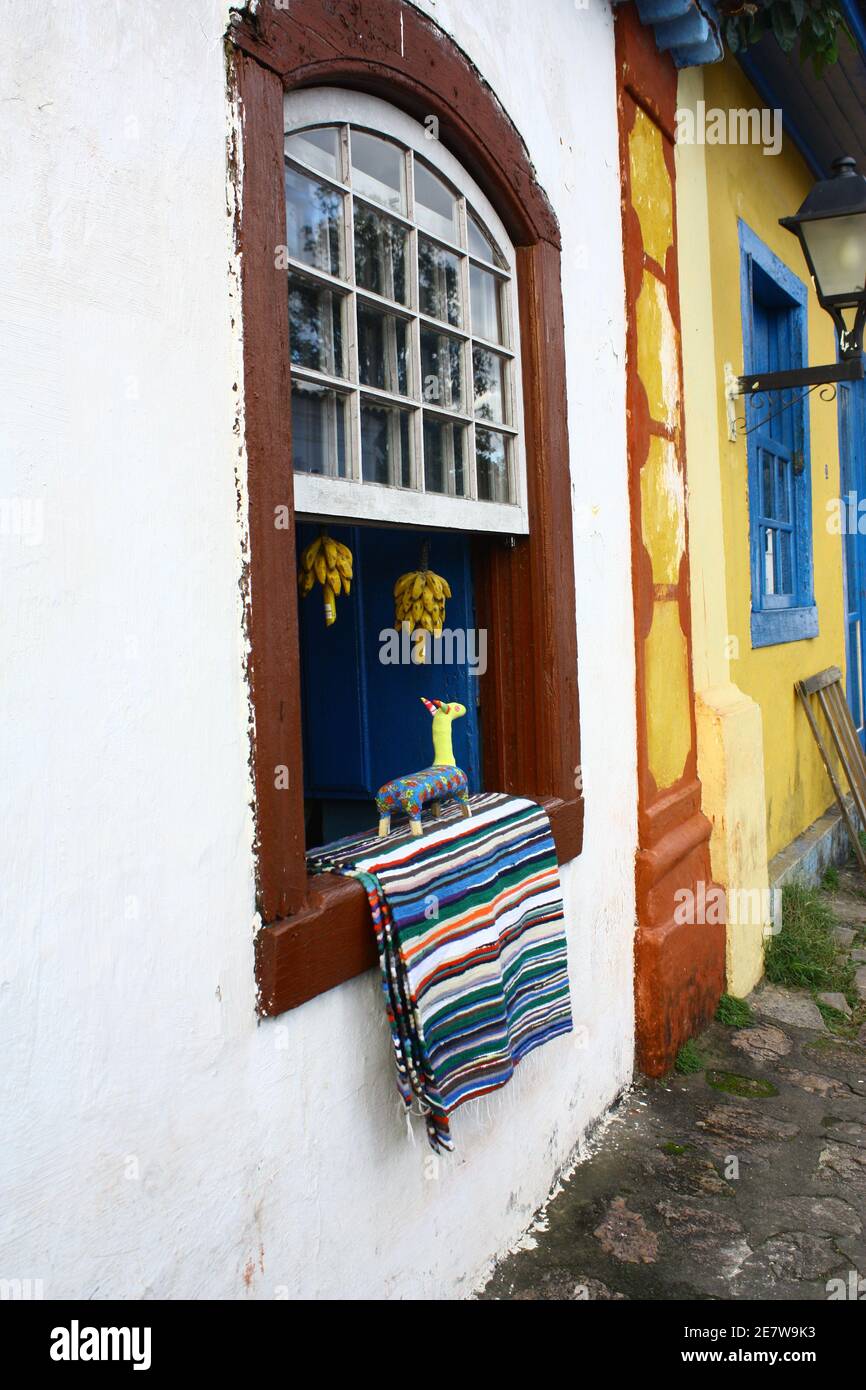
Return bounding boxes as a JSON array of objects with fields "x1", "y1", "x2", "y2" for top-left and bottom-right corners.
[{"x1": 2, "y1": 0, "x2": 637, "y2": 1301}]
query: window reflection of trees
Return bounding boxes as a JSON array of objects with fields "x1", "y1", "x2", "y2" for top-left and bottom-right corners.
[
  {"x1": 285, "y1": 168, "x2": 342, "y2": 275},
  {"x1": 289, "y1": 278, "x2": 342, "y2": 376},
  {"x1": 284, "y1": 121, "x2": 519, "y2": 507},
  {"x1": 354, "y1": 207, "x2": 406, "y2": 303}
]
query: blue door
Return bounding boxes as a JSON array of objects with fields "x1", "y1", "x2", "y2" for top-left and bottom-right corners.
[
  {"x1": 296, "y1": 522, "x2": 482, "y2": 844},
  {"x1": 838, "y1": 376, "x2": 866, "y2": 747}
]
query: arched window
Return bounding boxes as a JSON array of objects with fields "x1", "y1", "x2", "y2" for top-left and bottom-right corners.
[
  {"x1": 230, "y1": 1, "x2": 582, "y2": 1016},
  {"x1": 283, "y1": 91, "x2": 527, "y2": 534}
]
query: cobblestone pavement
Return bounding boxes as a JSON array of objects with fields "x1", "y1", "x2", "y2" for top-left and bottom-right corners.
[{"x1": 480, "y1": 867, "x2": 866, "y2": 1302}]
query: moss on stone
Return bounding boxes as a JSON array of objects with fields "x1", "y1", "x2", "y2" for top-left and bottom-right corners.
[{"x1": 705, "y1": 1069, "x2": 779, "y2": 1098}]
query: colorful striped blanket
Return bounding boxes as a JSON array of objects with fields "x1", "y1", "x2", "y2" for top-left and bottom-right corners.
[{"x1": 307, "y1": 793, "x2": 572, "y2": 1152}]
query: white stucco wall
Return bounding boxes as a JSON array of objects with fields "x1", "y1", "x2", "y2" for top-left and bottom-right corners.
[{"x1": 0, "y1": 0, "x2": 636, "y2": 1299}]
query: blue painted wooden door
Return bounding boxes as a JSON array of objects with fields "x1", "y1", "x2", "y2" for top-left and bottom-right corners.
[
  {"x1": 838, "y1": 376, "x2": 866, "y2": 747},
  {"x1": 296, "y1": 523, "x2": 482, "y2": 843}
]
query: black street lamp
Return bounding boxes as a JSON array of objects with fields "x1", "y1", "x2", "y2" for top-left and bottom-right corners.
[
  {"x1": 780, "y1": 155, "x2": 866, "y2": 361},
  {"x1": 732, "y1": 156, "x2": 866, "y2": 407}
]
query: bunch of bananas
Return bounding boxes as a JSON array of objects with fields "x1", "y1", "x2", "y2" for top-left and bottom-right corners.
[
  {"x1": 298, "y1": 532, "x2": 353, "y2": 627},
  {"x1": 393, "y1": 566, "x2": 451, "y2": 638}
]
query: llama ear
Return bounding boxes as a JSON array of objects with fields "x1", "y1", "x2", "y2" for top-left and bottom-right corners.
[{"x1": 420, "y1": 697, "x2": 437, "y2": 716}]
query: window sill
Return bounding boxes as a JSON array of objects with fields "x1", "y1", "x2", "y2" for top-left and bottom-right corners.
[
  {"x1": 751, "y1": 604, "x2": 818, "y2": 649},
  {"x1": 255, "y1": 793, "x2": 583, "y2": 1017}
]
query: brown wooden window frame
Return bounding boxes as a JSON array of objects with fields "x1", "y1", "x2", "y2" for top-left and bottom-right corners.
[{"x1": 229, "y1": 0, "x2": 583, "y2": 1018}]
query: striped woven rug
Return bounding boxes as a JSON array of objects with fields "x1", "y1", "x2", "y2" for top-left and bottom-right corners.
[{"x1": 307, "y1": 793, "x2": 572, "y2": 1151}]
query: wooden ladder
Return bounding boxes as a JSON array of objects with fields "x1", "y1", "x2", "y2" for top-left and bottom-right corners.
[{"x1": 796, "y1": 665, "x2": 866, "y2": 879}]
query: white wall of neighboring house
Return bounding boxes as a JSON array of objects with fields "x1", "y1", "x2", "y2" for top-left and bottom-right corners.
[{"x1": 0, "y1": 0, "x2": 636, "y2": 1299}]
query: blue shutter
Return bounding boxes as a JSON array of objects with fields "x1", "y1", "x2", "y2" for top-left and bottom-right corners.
[{"x1": 739, "y1": 221, "x2": 818, "y2": 648}]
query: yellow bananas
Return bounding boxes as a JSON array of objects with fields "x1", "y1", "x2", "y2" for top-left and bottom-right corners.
[
  {"x1": 393, "y1": 566, "x2": 451, "y2": 638},
  {"x1": 298, "y1": 533, "x2": 353, "y2": 626}
]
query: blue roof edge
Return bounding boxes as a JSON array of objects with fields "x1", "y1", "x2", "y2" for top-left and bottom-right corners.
[{"x1": 633, "y1": 0, "x2": 725, "y2": 68}]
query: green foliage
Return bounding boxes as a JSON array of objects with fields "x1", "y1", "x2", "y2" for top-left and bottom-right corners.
[
  {"x1": 674, "y1": 1039, "x2": 706, "y2": 1074},
  {"x1": 721, "y1": 0, "x2": 855, "y2": 78},
  {"x1": 766, "y1": 881, "x2": 855, "y2": 995},
  {"x1": 715, "y1": 993, "x2": 754, "y2": 1027},
  {"x1": 821, "y1": 864, "x2": 840, "y2": 891}
]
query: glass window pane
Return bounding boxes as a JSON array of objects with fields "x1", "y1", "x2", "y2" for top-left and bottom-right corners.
[
  {"x1": 761, "y1": 451, "x2": 774, "y2": 518},
  {"x1": 779, "y1": 529, "x2": 793, "y2": 595},
  {"x1": 361, "y1": 400, "x2": 413, "y2": 487},
  {"x1": 424, "y1": 416, "x2": 467, "y2": 497},
  {"x1": 418, "y1": 237, "x2": 462, "y2": 326},
  {"x1": 468, "y1": 210, "x2": 499, "y2": 265},
  {"x1": 351, "y1": 131, "x2": 406, "y2": 214},
  {"x1": 415, "y1": 160, "x2": 458, "y2": 243},
  {"x1": 476, "y1": 427, "x2": 511, "y2": 503},
  {"x1": 291, "y1": 381, "x2": 347, "y2": 478},
  {"x1": 289, "y1": 274, "x2": 345, "y2": 377},
  {"x1": 421, "y1": 328, "x2": 464, "y2": 411},
  {"x1": 472, "y1": 346, "x2": 508, "y2": 424},
  {"x1": 357, "y1": 304, "x2": 409, "y2": 396},
  {"x1": 777, "y1": 459, "x2": 790, "y2": 523},
  {"x1": 763, "y1": 527, "x2": 775, "y2": 595},
  {"x1": 284, "y1": 165, "x2": 344, "y2": 277},
  {"x1": 285, "y1": 127, "x2": 341, "y2": 182},
  {"x1": 354, "y1": 205, "x2": 408, "y2": 305},
  {"x1": 470, "y1": 263, "x2": 503, "y2": 344}
]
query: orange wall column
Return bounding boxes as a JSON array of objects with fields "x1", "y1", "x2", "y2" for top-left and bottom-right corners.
[{"x1": 615, "y1": 8, "x2": 725, "y2": 1073}]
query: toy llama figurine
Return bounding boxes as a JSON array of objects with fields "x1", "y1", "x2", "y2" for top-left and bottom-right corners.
[{"x1": 376, "y1": 698, "x2": 471, "y2": 837}]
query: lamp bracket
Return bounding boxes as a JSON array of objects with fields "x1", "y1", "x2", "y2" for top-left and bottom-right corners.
[{"x1": 725, "y1": 357, "x2": 864, "y2": 442}]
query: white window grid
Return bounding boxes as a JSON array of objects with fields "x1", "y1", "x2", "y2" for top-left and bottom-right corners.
[{"x1": 282, "y1": 91, "x2": 527, "y2": 534}]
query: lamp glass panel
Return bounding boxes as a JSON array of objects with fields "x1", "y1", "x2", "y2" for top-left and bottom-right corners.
[{"x1": 800, "y1": 213, "x2": 866, "y2": 299}]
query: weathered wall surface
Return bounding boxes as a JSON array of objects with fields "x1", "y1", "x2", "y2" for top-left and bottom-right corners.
[
  {"x1": 616, "y1": 7, "x2": 725, "y2": 1074},
  {"x1": 691, "y1": 58, "x2": 846, "y2": 867},
  {"x1": 0, "y1": 0, "x2": 635, "y2": 1298},
  {"x1": 677, "y1": 64, "x2": 770, "y2": 998}
]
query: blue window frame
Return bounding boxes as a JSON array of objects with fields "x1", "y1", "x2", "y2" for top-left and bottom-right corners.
[{"x1": 739, "y1": 221, "x2": 817, "y2": 648}]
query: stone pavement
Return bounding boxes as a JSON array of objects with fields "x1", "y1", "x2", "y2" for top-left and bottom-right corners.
[{"x1": 480, "y1": 867, "x2": 866, "y2": 1302}]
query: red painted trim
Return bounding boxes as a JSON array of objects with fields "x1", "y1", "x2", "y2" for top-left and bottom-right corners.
[
  {"x1": 229, "y1": 0, "x2": 560, "y2": 249},
  {"x1": 235, "y1": 51, "x2": 307, "y2": 921},
  {"x1": 256, "y1": 795, "x2": 582, "y2": 1015},
  {"x1": 615, "y1": 5, "x2": 725, "y2": 1075},
  {"x1": 230, "y1": 1, "x2": 583, "y2": 1016}
]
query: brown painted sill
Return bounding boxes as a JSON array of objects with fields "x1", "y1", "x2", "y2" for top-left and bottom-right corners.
[{"x1": 255, "y1": 794, "x2": 583, "y2": 1017}]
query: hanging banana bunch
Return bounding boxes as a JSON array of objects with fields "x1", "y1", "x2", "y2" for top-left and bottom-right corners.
[
  {"x1": 298, "y1": 532, "x2": 353, "y2": 627},
  {"x1": 393, "y1": 546, "x2": 451, "y2": 641}
]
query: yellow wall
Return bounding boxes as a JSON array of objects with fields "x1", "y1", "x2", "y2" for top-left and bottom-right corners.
[{"x1": 698, "y1": 59, "x2": 846, "y2": 862}]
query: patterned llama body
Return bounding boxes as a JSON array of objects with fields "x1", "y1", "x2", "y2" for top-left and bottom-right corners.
[{"x1": 376, "y1": 699, "x2": 471, "y2": 837}]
